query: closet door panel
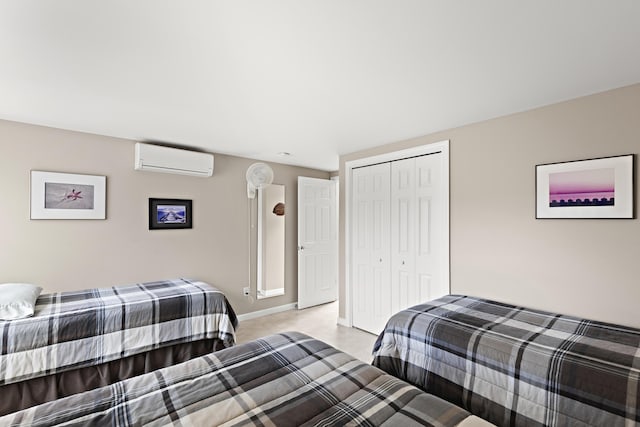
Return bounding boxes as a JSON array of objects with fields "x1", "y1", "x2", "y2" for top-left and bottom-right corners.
[
  {"x1": 418, "y1": 273, "x2": 433, "y2": 304},
  {"x1": 391, "y1": 158, "x2": 416, "y2": 313},
  {"x1": 415, "y1": 154, "x2": 447, "y2": 302},
  {"x1": 352, "y1": 163, "x2": 391, "y2": 334},
  {"x1": 352, "y1": 171, "x2": 371, "y2": 330}
]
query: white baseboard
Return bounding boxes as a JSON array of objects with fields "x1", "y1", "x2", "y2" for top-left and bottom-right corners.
[
  {"x1": 257, "y1": 288, "x2": 285, "y2": 298},
  {"x1": 337, "y1": 316, "x2": 351, "y2": 327},
  {"x1": 236, "y1": 302, "x2": 298, "y2": 322}
]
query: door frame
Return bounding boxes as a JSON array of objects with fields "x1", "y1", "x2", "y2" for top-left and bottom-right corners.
[{"x1": 342, "y1": 140, "x2": 450, "y2": 327}]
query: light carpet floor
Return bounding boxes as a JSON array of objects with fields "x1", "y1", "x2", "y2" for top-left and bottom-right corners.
[{"x1": 235, "y1": 301, "x2": 378, "y2": 363}]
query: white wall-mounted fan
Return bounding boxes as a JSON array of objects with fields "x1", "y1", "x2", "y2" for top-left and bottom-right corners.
[{"x1": 246, "y1": 162, "x2": 274, "y2": 198}]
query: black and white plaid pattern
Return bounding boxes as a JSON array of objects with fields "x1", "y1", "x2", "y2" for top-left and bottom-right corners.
[
  {"x1": 0, "y1": 332, "x2": 478, "y2": 427},
  {"x1": 0, "y1": 278, "x2": 238, "y2": 386},
  {"x1": 372, "y1": 294, "x2": 640, "y2": 427}
]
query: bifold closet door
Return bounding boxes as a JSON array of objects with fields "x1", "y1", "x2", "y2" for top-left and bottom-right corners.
[
  {"x1": 351, "y1": 162, "x2": 391, "y2": 334},
  {"x1": 390, "y1": 158, "x2": 416, "y2": 314},
  {"x1": 390, "y1": 154, "x2": 446, "y2": 314}
]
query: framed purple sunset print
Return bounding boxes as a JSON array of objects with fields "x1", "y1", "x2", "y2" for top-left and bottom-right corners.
[{"x1": 536, "y1": 154, "x2": 634, "y2": 219}]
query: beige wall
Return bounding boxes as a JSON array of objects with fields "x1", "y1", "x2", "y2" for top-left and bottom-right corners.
[
  {"x1": 340, "y1": 83, "x2": 640, "y2": 328},
  {"x1": 0, "y1": 120, "x2": 329, "y2": 315}
]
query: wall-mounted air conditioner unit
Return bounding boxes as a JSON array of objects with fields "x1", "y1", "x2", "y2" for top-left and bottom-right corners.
[{"x1": 134, "y1": 143, "x2": 214, "y2": 177}]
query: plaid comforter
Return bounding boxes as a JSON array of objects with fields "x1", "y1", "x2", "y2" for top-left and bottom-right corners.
[
  {"x1": 0, "y1": 332, "x2": 485, "y2": 427},
  {"x1": 0, "y1": 278, "x2": 238, "y2": 386},
  {"x1": 372, "y1": 294, "x2": 640, "y2": 427}
]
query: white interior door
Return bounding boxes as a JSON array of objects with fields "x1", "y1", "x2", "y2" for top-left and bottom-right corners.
[
  {"x1": 351, "y1": 163, "x2": 391, "y2": 334},
  {"x1": 297, "y1": 177, "x2": 338, "y2": 309}
]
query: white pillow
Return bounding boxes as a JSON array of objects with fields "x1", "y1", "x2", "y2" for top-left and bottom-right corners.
[{"x1": 0, "y1": 283, "x2": 43, "y2": 320}]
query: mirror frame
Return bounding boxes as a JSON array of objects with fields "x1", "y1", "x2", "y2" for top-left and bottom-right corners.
[{"x1": 257, "y1": 184, "x2": 285, "y2": 299}]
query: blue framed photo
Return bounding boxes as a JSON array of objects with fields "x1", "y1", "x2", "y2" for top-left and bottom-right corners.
[{"x1": 149, "y1": 198, "x2": 192, "y2": 229}]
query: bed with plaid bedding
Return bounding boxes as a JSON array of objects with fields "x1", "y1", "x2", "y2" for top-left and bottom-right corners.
[
  {"x1": 0, "y1": 278, "x2": 238, "y2": 386},
  {"x1": 0, "y1": 332, "x2": 492, "y2": 427},
  {"x1": 372, "y1": 294, "x2": 640, "y2": 427}
]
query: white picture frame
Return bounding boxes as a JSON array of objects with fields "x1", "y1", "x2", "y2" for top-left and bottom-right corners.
[
  {"x1": 536, "y1": 154, "x2": 634, "y2": 219},
  {"x1": 30, "y1": 171, "x2": 106, "y2": 220}
]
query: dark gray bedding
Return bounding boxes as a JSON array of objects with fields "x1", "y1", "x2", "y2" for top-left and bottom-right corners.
[
  {"x1": 0, "y1": 332, "x2": 489, "y2": 426},
  {"x1": 0, "y1": 278, "x2": 238, "y2": 415},
  {"x1": 0, "y1": 278, "x2": 238, "y2": 387},
  {"x1": 372, "y1": 294, "x2": 640, "y2": 426}
]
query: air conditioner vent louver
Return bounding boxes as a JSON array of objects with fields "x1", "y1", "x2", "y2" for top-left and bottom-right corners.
[{"x1": 134, "y1": 143, "x2": 214, "y2": 177}]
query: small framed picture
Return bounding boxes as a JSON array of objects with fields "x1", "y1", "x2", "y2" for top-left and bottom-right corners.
[
  {"x1": 31, "y1": 171, "x2": 106, "y2": 220},
  {"x1": 149, "y1": 198, "x2": 192, "y2": 229},
  {"x1": 536, "y1": 154, "x2": 634, "y2": 219}
]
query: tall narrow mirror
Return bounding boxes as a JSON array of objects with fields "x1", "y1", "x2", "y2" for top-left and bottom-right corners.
[{"x1": 257, "y1": 184, "x2": 285, "y2": 298}]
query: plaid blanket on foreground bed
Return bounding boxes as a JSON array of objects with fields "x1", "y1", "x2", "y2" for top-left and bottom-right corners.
[
  {"x1": 372, "y1": 294, "x2": 640, "y2": 427},
  {"x1": 0, "y1": 278, "x2": 237, "y2": 386},
  {"x1": 1, "y1": 332, "x2": 483, "y2": 427}
]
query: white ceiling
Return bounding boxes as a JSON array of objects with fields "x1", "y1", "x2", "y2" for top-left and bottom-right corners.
[{"x1": 1, "y1": 1, "x2": 639, "y2": 171}]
